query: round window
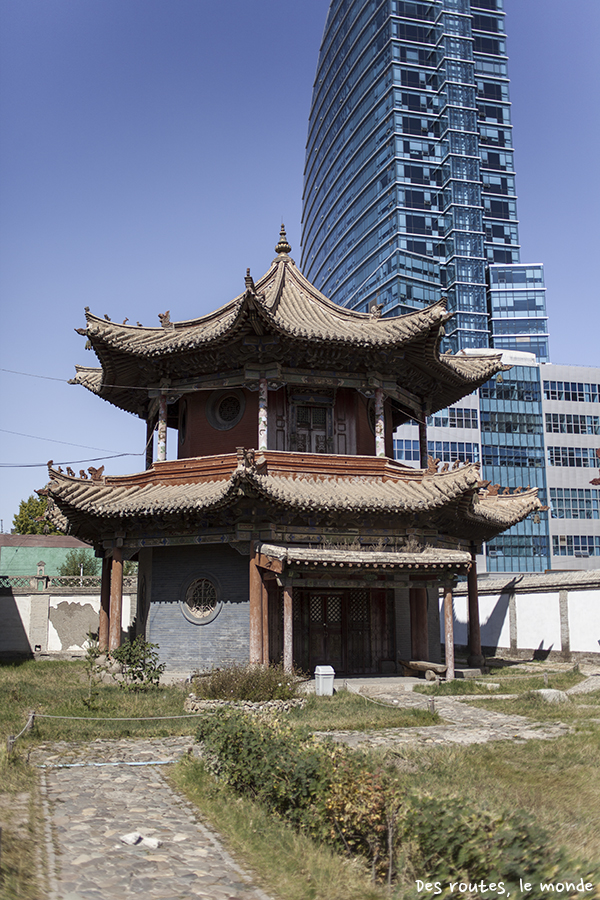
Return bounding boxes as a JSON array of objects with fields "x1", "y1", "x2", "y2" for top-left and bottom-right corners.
[
  {"x1": 218, "y1": 395, "x2": 241, "y2": 423},
  {"x1": 206, "y1": 389, "x2": 246, "y2": 430},
  {"x1": 185, "y1": 578, "x2": 218, "y2": 619}
]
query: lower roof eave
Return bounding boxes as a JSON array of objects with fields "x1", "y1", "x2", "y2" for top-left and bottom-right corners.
[{"x1": 255, "y1": 541, "x2": 471, "y2": 572}]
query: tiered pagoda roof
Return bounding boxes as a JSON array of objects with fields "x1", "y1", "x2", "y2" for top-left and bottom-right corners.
[
  {"x1": 70, "y1": 231, "x2": 508, "y2": 423},
  {"x1": 43, "y1": 450, "x2": 541, "y2": 547}
]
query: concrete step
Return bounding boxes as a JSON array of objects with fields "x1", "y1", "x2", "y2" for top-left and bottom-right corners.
[{"x1": 454, "y1": 667, "x2": 490, "y2": 679}]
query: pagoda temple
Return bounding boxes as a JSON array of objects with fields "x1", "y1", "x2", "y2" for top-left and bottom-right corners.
[{"x1": 43, "y1": 229, "x2": 541, "y2": 676}]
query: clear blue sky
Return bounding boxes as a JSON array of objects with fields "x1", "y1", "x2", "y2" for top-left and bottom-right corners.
[{"x1": 1, "y1": 0, "x2": 599, "y2": 533}]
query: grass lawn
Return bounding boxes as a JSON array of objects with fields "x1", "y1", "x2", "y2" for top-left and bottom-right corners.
[
  {"x1": 0, "y1": 659, "x2": 190, "y2": 746},
  {"x1": 2, "y1": 659, "x2": 599, "y2": 899},
  {"x1": 413, "y1": 667, "x2": 584, "y2": 696},
  {"x1": 381, "y1": 724, "x2": 600, "y2": 866},
  {"x1": 0, "y1": 658, "x2": 191, "y2": 899},
  {"x1": 287, "y1": 688, "x2": 439, "y2": 730}
]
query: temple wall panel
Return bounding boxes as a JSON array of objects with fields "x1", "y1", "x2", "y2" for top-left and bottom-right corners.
[
  {"x1": 394, "y1": 587, "x2": 411, "y2": 661},
  {"x1": 178, "y1": 390, "x2": 258, "y2": 459},
  {"x1": 268, "y1": 388, "x2": 288, "y2": 451},
  {"x1": 333, "y1": 388, "x2": 357, "y2": 455},
  {"x1": 356, "y1": 394, "x2": 374, "y2": 456},
  {"x1": 568, "y1": 589, "x2": 600, "y2": 654},
  {"x1": 146, "y1": 544, "x2": 249, "y2": 671}
]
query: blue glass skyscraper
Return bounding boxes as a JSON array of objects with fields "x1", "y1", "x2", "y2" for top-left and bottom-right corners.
[
  {"x1": 301, "y1": 0, "x2": 553, "y2": 572},
  {"x1": 301, "y1": 0, "x2": 549, "y2": 361}
]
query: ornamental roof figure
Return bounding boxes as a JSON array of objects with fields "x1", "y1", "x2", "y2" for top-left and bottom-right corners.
[{"x1": 70, "y1": 232, "x2": 508, "y2": 424}]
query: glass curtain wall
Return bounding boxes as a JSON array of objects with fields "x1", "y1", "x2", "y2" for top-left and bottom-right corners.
[
  {"x1": 300, "y1": 0, "x2": 549, "y2": 355},
  {"x1": 301, "y1": 0, "x2": 552, "y2": 572}
]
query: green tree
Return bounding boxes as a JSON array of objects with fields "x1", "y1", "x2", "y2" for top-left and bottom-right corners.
[
  {"x1": 58, "y1": 548, "x2": 99, "y2": 577},
  {"x1": 12, "y1": 494, "x2": 61, "y2": 535}
]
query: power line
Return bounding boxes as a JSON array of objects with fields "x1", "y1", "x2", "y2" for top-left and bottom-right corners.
[
  {"x1": 1, "y1": 366, "x2": 155, "y2": 392},
  {"x1": 0, "y1": 453, "x2": 142, "y2": 469},
  {"x1": 0, "y1": 429, "x2": 135, "y2": 454},
  {"x1": 0, "y1": 367, "x2": 66, "y2": 383}
]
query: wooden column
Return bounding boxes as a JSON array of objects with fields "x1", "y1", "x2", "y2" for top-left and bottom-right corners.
[
  {"x1": 249, "y1": 553, "x2": 263, "y2": 664},
  {"x1": 157, "y1": 393, "x2": 167, "y2": 462},
  {"x1": 99, "y1": 556, "x2": 112, "y2": 651},
  {"x1": 145, "y1": 417, "x2": 154, "y2": 469},
  {"x1": 258, "y1": 378, "x2": 268, "y2": 451},
  {"x1": 108, "y1": 547, "x2": 123, "y2": 651},
  {"x1": 467, "y1": 545, "x2": 484, "y2": 667},
  {"x1": 261, "y1": 572, "x2": 269, "y2": 666},
  {"x1": 418, "y1": 416, "x2": 428, "y2": 470},
  {"x1": 444, "y1": 581, "x2": 455, "y2": 681},
  {"x1": 409, "y1": 586, "x2": 429, "y2": 660},
  {"x1": 283, "y1": 581, "x2": 293, "y2": 673},
  {"x1": 374, "y1": 387, "x2": 385, "y2": 457}
]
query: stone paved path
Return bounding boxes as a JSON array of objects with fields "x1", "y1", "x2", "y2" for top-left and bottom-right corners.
[
  {"x1": 313, "y1": 686, "x2": 573, "y2": 749},
  {"x1": 33, "y1": 738, "x2": 272, "y2": 900},
  {"x1": 32, "y1": 675, "x2": 597, "y2": 899}
]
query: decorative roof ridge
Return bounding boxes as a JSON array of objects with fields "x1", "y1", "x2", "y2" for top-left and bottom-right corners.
[
  {"x1": 83, "y1": 293, "x2": 246, "y2": 336},
  {"x1": 259, "y1": 257, "x2": 449, "y2": 325}
]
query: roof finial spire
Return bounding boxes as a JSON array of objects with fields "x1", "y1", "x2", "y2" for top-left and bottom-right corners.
[{"x1": 275, "y1": 224, "x2": 291, "y2": 255}]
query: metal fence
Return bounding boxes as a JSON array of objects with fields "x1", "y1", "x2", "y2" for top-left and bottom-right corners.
[{"x1": 0, "y1": 575, "x2": 138, "y2": 592}]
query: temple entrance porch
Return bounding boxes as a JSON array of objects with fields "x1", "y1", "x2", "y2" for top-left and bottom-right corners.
[
  {"x1": 252, "y1": 541, "x2": 473, "y2": 678},
  {"x1": 268, "y1": 586, "x2": 396, "y2": 676}
]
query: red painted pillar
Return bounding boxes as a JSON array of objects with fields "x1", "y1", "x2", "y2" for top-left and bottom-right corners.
[
  {"x1": 418, "y1": 416, "x2": 428, "y2": 470},
  {"x1": 249, "y1": 552, "x2": 263, "y2": 664},
  {"x1": 108, "y1": 547, "x2": 123, "y2": 652},
  {"x1": 145, "y1": 417, "x2": 154, "y2": 469},
  {"x1": 283, "y1": 582, "x2": 293, "y2": 673},
  {"x1": 99, "y1": 556, "x2": 112, "y2": 651},
  {"x1": 261, "y1": 573, "x2": 269, "y2": 666}
]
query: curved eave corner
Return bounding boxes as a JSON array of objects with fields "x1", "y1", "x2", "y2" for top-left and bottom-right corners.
[{"x1": 69, "y1": 365, "x2": 103, "y2": 394}]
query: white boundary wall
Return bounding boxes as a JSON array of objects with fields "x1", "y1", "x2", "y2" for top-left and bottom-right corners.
[
  {"x1": 0, "y1": 586, "x2": 136, "y2": 656},
  {"x1": 442, "y1": 570, "x2": 600, "y2": 660}
]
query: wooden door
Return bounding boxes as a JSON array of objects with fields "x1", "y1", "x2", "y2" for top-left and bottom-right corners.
[
  {"x1": 295, "y1": 405, "x2": 328, "y2": 453},
  {"x1": 308, "y1": 592, "x2": 344, "y2": 671},
  {"x1": 292, "y1": 587, "x2": 396, "y2": 676}
]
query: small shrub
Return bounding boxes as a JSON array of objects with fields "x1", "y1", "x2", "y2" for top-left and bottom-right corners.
[
  {"x1": 110, "y1": 636, "x2": 165, "y2": 690},
  {"x1": 194, "y1": 711, "x2": 600, "y2": 892},
  {"x1": 196, "y1": 709, "x2": 402, "y2": 879},
  {"x1": 193, "y1": 662, "x2": 304, "y2": 701},
  {"x1": 402, "y1": 793, "x2": 600, "y2": 897},
  {"x1": 82, "y1": 630, "x2": 104, "y2": 709}
]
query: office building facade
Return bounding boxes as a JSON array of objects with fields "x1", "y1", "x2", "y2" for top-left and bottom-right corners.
[
  {"x1": 301, "y1": 0, "x2": 548, "y2": 359},
  {"x1": 300, "y1": 0, "x2": 575, "y2": 573},
  {"x1": 393, "y1": 358, "x2": 600, "y2": 573}
]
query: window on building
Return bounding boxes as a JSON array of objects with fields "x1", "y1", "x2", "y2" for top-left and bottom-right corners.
[
  {"x1": 543, "y1": 381, "x2": 600, "y2": 403},
  {"x1": 547, "y1": 446, "x2": 599, "y2": 468},
  {"x1": 393, "y1": 439, "x2": 421, "y2": 462},
  {"x1": 550, "y1": 488, "x2": 599, "y2": 520},
  {"x1": 482, "y1": 445, "x2": 544, "y2": 468},
  {"x1": 427, "y1": 441, "x2": 479, "y2": 463},
  {"x1": 545, "y1": 413, "x2": 600, "y2": 435},
  {"x1": 552, "y1": 535, "x2": 600, "y2": 558},
  {"x1": 427, "y1": 407, "x2": 478, "y2": 429}
]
